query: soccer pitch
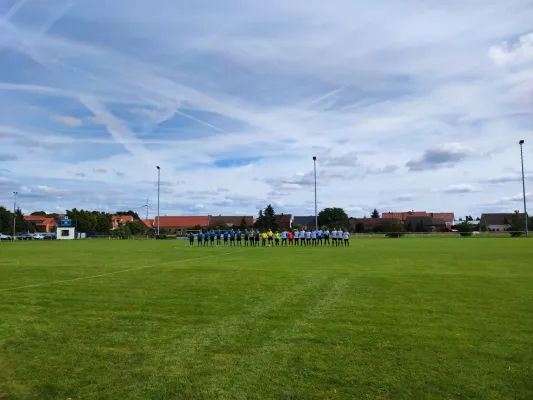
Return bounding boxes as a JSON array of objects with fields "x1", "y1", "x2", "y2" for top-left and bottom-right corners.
[{"x1": 0, "y1": 239, "x2": 532, "y2": 399}]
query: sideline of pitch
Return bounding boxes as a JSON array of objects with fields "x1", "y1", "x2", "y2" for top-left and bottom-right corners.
[{"x1": 0, "y1": 251, "x2": 245, "y2": 293}]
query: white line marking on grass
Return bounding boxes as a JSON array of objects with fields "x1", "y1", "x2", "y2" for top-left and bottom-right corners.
[{"x1": 0, "y1": 251, "x2": 243, "y2": 293}]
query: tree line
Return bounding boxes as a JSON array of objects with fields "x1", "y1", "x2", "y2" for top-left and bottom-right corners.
[{"x1": 0, "y1": 207, "x2": 148, "y2": 236}]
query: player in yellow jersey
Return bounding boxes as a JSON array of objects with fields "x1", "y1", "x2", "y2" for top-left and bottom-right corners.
[
  {"x1": 261, "y1": 231, "x2": 267, "y2": 247},
  {"x1": 274, "y1": 231, "x2": 280, "y2": 246}
]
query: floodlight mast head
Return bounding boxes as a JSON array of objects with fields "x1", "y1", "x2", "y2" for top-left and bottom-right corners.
[{"x1": 519, "y1": 140, "x2": 524, "y2": 145}]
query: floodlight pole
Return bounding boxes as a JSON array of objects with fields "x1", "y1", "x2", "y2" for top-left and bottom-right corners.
[
  {"x1": 12, "y1": 191, "x2": 17, "y2": 240},
  {"x1": 519, "y1": 140, "x2": 528, "y2": 237},
  {"x1": 313, "y1": 156, "x2": 318, "y2": 230},
  {"x1": 156, "y1": 166, "x2": 161, "y2": 236}
]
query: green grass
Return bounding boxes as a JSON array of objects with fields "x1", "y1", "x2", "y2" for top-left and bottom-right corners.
[{"x1": 0, "y1": 239, "x2": 532, "y2": 400}]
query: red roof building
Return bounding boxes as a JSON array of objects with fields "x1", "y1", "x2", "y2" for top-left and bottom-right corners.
[
  {"x1": 23, "y1": 216, "x2": 57, "y2": 233},
  {"x1": 382, "y1": 211, "x2": 455, "y2": 228},
  {"x1": 208, "y1": 215, "x2": 253, "y2": 229},
  {"x1": 382, "y1": 211, "x2": 429, "y2": 221},
  {"x1": 153, "y1": 216, "x2": 209, "y2": 233},
  {"x1": 139, "y1": 219, "x2": 153, "y2": 229},
  {"x1": 275, "y1": 214, "x2": 293, "y2": 230},
  {"x1": 429, "y1": 213, "x2": 455, "y2": 226},
  {"x1": 112, "y1": 215, "x2": 134, "y2": 229}
]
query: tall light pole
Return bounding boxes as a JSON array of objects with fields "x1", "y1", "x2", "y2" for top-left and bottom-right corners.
[
  {"x1": 13, "y1": 191, "x2": 17, "y2": 240},
  {"x1": 519, "y1": 140, "x2": 528, "y2": 237},
  {"x1": 156, "y1": 166, "x2": 161, "y2": 236},
  {"x1": 313, "y1": 156, "x2": 318, "y2": 230}
]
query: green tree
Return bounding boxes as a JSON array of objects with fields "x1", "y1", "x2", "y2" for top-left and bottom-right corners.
[
  {"x1": 239, "y1": 217, "x2": 247, "y2": 231},
  {"x1": 0, "y1": 206, "x2": 13, "y2": 234},
  {"x1": 456, "y1": 220, "x2": 473, "y2": 237},
  {"x1": 263, "y1": 205, "x2": 278, "y2": 231},
  {"x1": 318, "y1": 207, "x2": 349, "y2": 229},
  {"x1": 254, "y1": 210, "x2": 265, "y2": 230},
  {"x1": 126, "y1": 221, "x2": 147, "y2": 235},
  {"x1": 31, "y1": 211, "x2": 47, "y2": 216},
  {"x1": 508, "y1": 210, "x2": 525, "y2": 237},
  {"x1": 384, "y1": 218, "x2": 404, "y2": 238},
  {"x1": 115, "y1": 210, "x2": 140, "y2": 219},
  {"x1": 355, "y1": 223, "x2": 365, "y2": 233},
  {"x1": 293, "y1": 224, "x2": 302, "y2": 231},
  {"x1": 371, "y1": 209, "x2": 380, "y2": 219}
]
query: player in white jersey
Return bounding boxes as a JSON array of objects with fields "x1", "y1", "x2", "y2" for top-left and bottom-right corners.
[
  {"x1": 294, "y1": 230, "x2": 299, "y2": 245},
  {"x1": 281, "y1": 231, "x2": 288, "y2": 246},
  {"x1": 331, "y1": 229, "x2": 337, "y2": 245},
  {"x1": 300, "y1": 230, "x2": 306, "y2": 246},
  {"x1": 324, "y1": 229, "x2": 330, "y2": 245},
  {"x1": 305, "y1": 230, "x2": 311, "y2": 246},
  {"x1": 343, "y1": 230, "x2": 350, "y2": 246},
  {"x1": 311, "y1": 230, "x2": 317, "y2": 246},
  {"x1": 337, "y1": 229, "x2": 344, "y2": 246}
]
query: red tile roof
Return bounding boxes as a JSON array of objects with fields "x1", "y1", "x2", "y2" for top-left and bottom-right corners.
[
  {"x1": 382, "y1": 212, "x2": 454, "y2": 224},
  {"x1": 139, "y1": 219, "x2": 153, "y2": 229},
  {"x1": 429, "y1": 213, "x2": 455, "y2": 224},
  {"x1": 153, "y1": 216, "x2": 209, "y2": 228},
  {"x1": 112, "y1": 215, "x2": 135, "y2": 229},
  {"x1": 23, "y1": 216, "x2": 56, "y2": 226},
  {"x1": 275, "y1": 214, "x2": 292, "y2": 228},
  {"x1": 382, "y1": 211, "x2": 428, "y2": 221},
  {"x1": 208, "y1": 216, "x2": 253, "y2": 228}
]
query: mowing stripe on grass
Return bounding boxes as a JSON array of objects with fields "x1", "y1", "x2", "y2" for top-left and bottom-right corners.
[{"x1": 0, "y1": 251, "x2": 243, "y2": 292}]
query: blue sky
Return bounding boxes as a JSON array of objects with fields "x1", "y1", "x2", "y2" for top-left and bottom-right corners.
[{"x1": 0, "y1": 0, "x2": 532, "y2": 218}]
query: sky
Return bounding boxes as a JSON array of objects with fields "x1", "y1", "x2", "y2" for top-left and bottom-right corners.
[{"x1": 0, "y1": 0, "x2": 532, "y2": 219}]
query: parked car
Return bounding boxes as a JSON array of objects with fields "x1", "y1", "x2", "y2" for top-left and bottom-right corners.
[
  {"x1": 18, "y1": 233, "x2": 34, "y2": 240},
  {"x1": 43, "y1": 233, "x2": 57, "y2": 240},
  {"x1": 33, "y1": 233, "x2": 45, "y2": 240},
  {"x1": 0, "y1": 233, "x2": 12, "y2": 241}
]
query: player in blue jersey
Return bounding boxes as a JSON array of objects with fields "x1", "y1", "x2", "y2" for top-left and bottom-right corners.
[
  {"x1": 255, "y1": 230, "x2": 260, "y2": 247},
  {"x1": 189, "y1": 232, "x2": 194, "y2": 246},
  {"x1": 216, "y1": 229, "x2": 221, "y2": 246},
  {"x1": 229, "y1": 230, "x2": 235, "y2": 246},
  {"x1": 210, "y1": 230, "x2": 215, "y2": 246},
  {"x1": 236, "y1": 230, "x2": 242, "y2": 246},
  {"x1": 223, "y1": 230, "x2": 229, "y2": 246},
  {"x1": 197, "y1": 231, "x2": 203, "y2": 246},
  {"x1": 244, "y1": 230, "x2": 249, "y2": 246}
]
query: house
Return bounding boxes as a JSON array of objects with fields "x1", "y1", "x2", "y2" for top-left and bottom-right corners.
[
  {"x1": 139, "y1": 219, "x2": 153, "y2": 230},
  {"x1": 429, "y1": 213, "x2": 455, "y2": 229},
  {"x1": 382, "y1": 211, "x2": 455, "y2": 230},
  {"x1": 478, "y1": 213, "x2": 525, "y2": 232},
  {"x1": 293, "y1": 216, "x2": 317, "y2": 229},
  {"x1": 23, "y1": 216, "x2": 57, "y2": 233},
  {"x1": 275, "y1": 214, "x2": 293, "y2": 230},
  {"x1": 350, "y1": 218, "x2": 390, "y2": 233},
  {"x1": 382, "y1": 211, "x2": 429, "y2": 221},
  {"x1": 112, "y1": 215, "x2": 134, "y2": 229},
  {"x1": 208, "y1": 215, "x2": 253, "y2": 229},
  {"x1": 153, "y1": 216, "x2": 209, "y2": 234},
  {"x1": 404, "y1": 216, "x2": 447, "y2": 232}
]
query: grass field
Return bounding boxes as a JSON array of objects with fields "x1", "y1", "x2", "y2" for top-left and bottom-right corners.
[{"x1": 0, "y1": 239, "x2": 532, "y2": 400}]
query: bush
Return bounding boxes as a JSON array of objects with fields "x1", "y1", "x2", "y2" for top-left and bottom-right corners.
[{"x1": 456, "y1": 221, "x2": 473, "y2": 237}]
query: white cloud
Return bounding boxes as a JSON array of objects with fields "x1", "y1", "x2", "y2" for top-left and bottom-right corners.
[
  {"x1": 52, "y1": 115, "x2": 83, "y2": 127},
  {"x1": 0, "y1": 1, "x2": 532, "y2": 217},
  {"x1": 488, "y1": 32, "x2": 533, "y2": 67},
  {"x1": 442, "y1": 184, "x2": 480, "y2": 194}
]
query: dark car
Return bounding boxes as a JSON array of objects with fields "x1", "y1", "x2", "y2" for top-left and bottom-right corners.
[{"x1": 18, "y1": 233, "x2": 34, "y2": 240}]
